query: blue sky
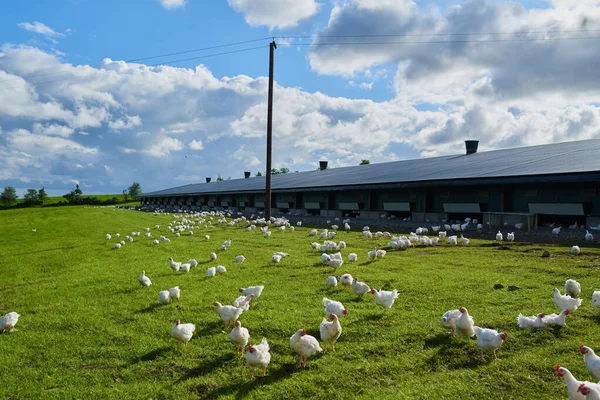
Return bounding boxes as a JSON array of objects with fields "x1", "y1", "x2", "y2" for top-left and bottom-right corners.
[{"x1": 1, "y1": 0, "x2": 600, "y2": 197}]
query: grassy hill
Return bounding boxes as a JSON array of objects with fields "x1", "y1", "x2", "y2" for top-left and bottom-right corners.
[
  {"x1": 12, "y1": 193, "x2": 139, "y2": 207},
  {"x1": 0, "y1": 206, "x2": 598, "y2": 399}
]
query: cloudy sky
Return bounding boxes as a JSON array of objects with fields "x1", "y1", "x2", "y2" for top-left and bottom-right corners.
[{"x1": 2, "y1": 0, "x2": 600, "y2": 196}]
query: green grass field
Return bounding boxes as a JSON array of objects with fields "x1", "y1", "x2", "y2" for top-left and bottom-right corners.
[
  {"x1": 1, "y1": 206, "x2": 599, "y2": 399},
  {"x1": 13, "y1": 193, "x2": 139, "y2": 207}
]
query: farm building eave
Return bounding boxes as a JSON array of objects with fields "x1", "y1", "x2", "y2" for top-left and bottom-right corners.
[{"x1": 140, "y1": 138, "x2": 600, "y2": 198}]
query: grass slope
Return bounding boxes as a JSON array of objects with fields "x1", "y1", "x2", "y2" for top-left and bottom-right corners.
[
  {"x1": 0, "y1": 207, "x2": 599, "y2": 399},
  {"x1": 14, "y1": 194, "x2": 138, "y2": 206}
]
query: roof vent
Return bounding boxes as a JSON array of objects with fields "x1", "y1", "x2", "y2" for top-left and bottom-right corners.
[
  {"x1": 244, "y1": 171, "x2": 251, "y2": 179},
  {"x1": 206, "y1": 177, "x2": 211, "y2": 183},
  {"x1": 465, "y1": 140, "x2": 479, "y2": 155},
  {"x1": 319, "y1": 161, "x2": 328, "y2": 170}
]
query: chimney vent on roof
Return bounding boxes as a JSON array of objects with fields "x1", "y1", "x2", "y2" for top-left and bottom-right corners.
[
  {"x1": 206, "y1": 177, "x2": 211, "y2": 183},
  {"x1": 244, "y1": 171, "x2": 251, "y2": 179},
  {"x1": 319, "y1": 161, "x2": 328, "y2": 170},
  {"x1": 465, "y1": 140, "x2": 479, "y2": 155}
]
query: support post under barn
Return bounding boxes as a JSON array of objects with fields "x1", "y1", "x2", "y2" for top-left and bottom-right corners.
[{"x1": 265, "y1": 40, "x2": 276, "y2": 220}]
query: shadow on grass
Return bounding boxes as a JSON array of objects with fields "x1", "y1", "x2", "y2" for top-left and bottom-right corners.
[
  {"x1": 202, "y1": 362, "x2": 302, "y2": 400},
  {"x1": 176, "y1": 353, "x2": 236, "y2": 382},
  {"x1": 196, "y1": 321, "x2": 226, "y2": 336},
  {"x1": 425, "y1": 341, "x2": 483, "y2": 371},
  {"x1": 137, "y1": 303, "x2": 163, "y2": 313},
  {"x1": 137, "y1": 346, "x2": 172, "y2": 362}
]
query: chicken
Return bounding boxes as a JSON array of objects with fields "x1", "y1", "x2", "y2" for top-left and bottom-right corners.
[
  {"x1": 246, "y1": 337, "x2": 271, "y2": 378},
  {"x1": 158, "y1": 290, "x2": 170, "y2": 305},
  {"x1": 233, "y1": 294, "x2": 254, "y2": 311},
  {"x1": 441, "y1": 309, "x2": 461, "y2": 335},
  {"x1": 455, "y1": 306, "x2": 475, "y2": 340},
  {"x1": 572, "y1": 245, "x2": 581, "y2": 255},
  {"x1": 581, "y1": 345, "x2": 600, "y2": 381},
  {"x1": 230, "y1": 320, "x2": 250, "y2": 355},
  {"x1": 320, "y1": 313, "x2": 342, "y2": 352},
  {"x1": 370, "y1": 288, "x2": 398, "y2": 311},
  {"x1": 138, "y1": 271, "x2": 152, "y2": 287},
  {"x1": 168, "y1": 257, "x2": 181, "y2": 272},
  {"x1": 473, "y1": 326, "x2": 507, "y2": 359},
  {"x1": 179, "y1": 263, "x2": 191, "y2": 273},
  {"x1": 290, "y1": 329, "x2": 323, "y2": 367},
  {"x1": 214, "y1": 301, "x2": 244, "y2": 328},
  {"x1": 326, "y1": 276, "x2": 337, "y2": 287},
  {"x1": 460, "y1": 234, "x2": 470, "y2": 246},
  {"x1": 216, "y1": 265, "x2": 227, "y2": 274},
  {"x1": 169, "y1": 286, "x2": 181, "y2": 301},
  {"x1": 0, "y1": 312, "x2": 21, "y2": 333},
  {"x1": 554, "y1": 288, "x2": 582, "y2": 312},
  {"x1": 496, "y1": 231, "x2": 503, "y2": 241},
  {"x1": 323, "y1": 297, "x2": 348, "y2": 318},
  {"x1": 586, "y1": 230, "x2": 594, "y2": 241},
  {"x1": 339, "y1": 274, "x2": 353, "y2": 286},
  {"x1": 273, "y1": 252, "x2": 290, "y2": 258},
  {"x1": 351, "y1": 277, "x2": 370, "y2": 298},
  {"x1": 578, "y1": 384, "x2": 600, "y2": 400},
  {"x1": 565, "y1": 279, "x2": 582, "y2": 298},
  {"x1": 553, "y1": 226, "x2": 562, "y2": 235},
  {"x1": 593, "y1": 291, "x2": 600, "y2": 311},
  {"x1": 171, "y1": 320, "x2": 195, "y2": 344},
  {"x1": 272, "y1": 255, "x2": 282, "y2": 263},
  {"x1": 240, "y1": 285, "x2": 264, "y2": 298},
  {"x1": 376, "y1": 249, "x2": 387, "y2": 259},
  {"x1": 543, "y1": 309, "x2": 570, "y2": 327},
  {"x1": 556, "y1": 365, "x2": 600, "y2": 400},
  {"x1": 210, "y1": 252, "x2": 217, "y2": 261},
  {"x1": 206, "y1": 267, "x2": 216, "y2": 278},
  {"x1": 234, "y1": 255, "x2": 246, "y2": 263},
  {"x1": 507, "y1": 232, "x2": 515, "y2": 242},
  {"x1": 367, "y1": 248, "x2": 377, "y2": 261},
  {"x1": 327, "y1": 258, "x2": 344, "y2": 270},
  {"x1": 517, "y1": 313, "x2": 545, "y2": 329}
]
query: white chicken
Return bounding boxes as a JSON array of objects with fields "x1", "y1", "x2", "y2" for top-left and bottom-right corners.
[
  {"x1": 586, "y1": 230, "x2": 594, "y2": 241},
  {"x1": 168, "y1": 257, "x2": 181, "y2": 272},
  {"x1": 441, "y1": 309, "x2": 462, "y2": 335},
  {"x1": 290, "y1": 329, "x2": 323, "y2": 367},
  {"x1": 272, "y1": 255, "x2": 282, "y2": 263},
  {"x1": 246, "y1": 337, "x2": 271, "y2": 378},
  {"x1": 216, "y1": 265, "x2": 227, "y2": 274},
  {"x1": 0, "y1": 312, "x2": 21, "y2": 333},
  {"x1": 339, "y1": 274, "x2": 353, "y2": 286},
  {"x1": 240, "y1": 285, "x2": 264, "y2": 298},
  {"x1": 447, "y1": 235, "x2": 457, "y2": 245},
  {"x1": 206, "y1": 267, "x2": 216, "y2": 278},
  {"x1": 580, "y1": 345, "x2": 600, "y2": 381},
  {"x1": 213, "y1": 301, "x2": 244, "y2": 329},
  {"x1": 367, "y1": 248, "x2": 377, "y2": 261},
  {"x1": 496, "y1": 231, "x2": 503, "y2": 241},
  {"x1": 370, "y1": 288, "x2": 398, "y2": 311},
  {"x1": 542, "y1": 309, "x2": 570, "y2": 327},
  {"x1": 179, "y1": 263, "x2": 191, "y2": 273},
  {"x1": 168, "y1": 286, "x2": 181, "y2": 301},
  {"x1": 171, "y1": 319, "x2": 195, "y2": 345},
  {"x1": 351, "y1": 277, "x2": 370, "y2": 298},
  {"x1": 460, "y1": 234, "x2": 470, "y2": 246},
  {"x1": 327, "y1": 258, "x2": 343, "y2": 270},
  {"x1": 565, "y1": 279, "x2": 581, "y2": 298},
  {"x1": 234, "y1": 255, "x2": 246, "y2": 263},
  {"x1": 553, "y1": 288, "x2": 582, "y2": 312},
  {"x1": 473, "y1": 326, "x2": 507, "y2": 359},
  {"x1": 233, "y1": 294, "x2": 254, "y2": 311},
  {"x1": 376, "y1": 249, "x2": 387, "y2": 259},
  {"x1": 158, "y1": 290, "x2": 170, "y2": 305},
  {"x1": 138, "y1": 271, "x2": 152, "y2": 287},
  {"x1": 326, "y1": 276, "x2": 338, "y2": 287},
  {"x1": 455, "y1": 306, "x2": 475, "y2": 340},
  {"x1": 230, "y1": 320, "x2": 250, "y2": 355},
  {"x1": 210, "y1": 252, "x2": 217, "y2": 261},
  {"x1": 556, "y1": 365, "x2": 600, "y2": 400},
  {"x1": 593, "y1": 291, "x2": 600, "y2": 311},
  {"x1": 323, "y1": 297, "x2": 348, "y2": 318},
  {"x1": 320, "y1": 313, "x2": 342, "y2": 352},
  {"x1": 578, "y1": 384, "x2": 600, "y2": 400},
  {"x1": 273, "y1": 252, "x2": 290, "y2": 258},
  {"x1": 517, "y1": 313, "x2": 545, "y2": 329},
  {"x1": 571, "y1": 246, "x2": 581, "y2": 256},
  {"x1": 553, "y1": 226, "x2": 561, "y2": 235}
]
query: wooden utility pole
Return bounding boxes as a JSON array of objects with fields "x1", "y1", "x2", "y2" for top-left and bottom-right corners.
[{"x1": 265, "y1": 40, "x2": 276, "y2": 220}]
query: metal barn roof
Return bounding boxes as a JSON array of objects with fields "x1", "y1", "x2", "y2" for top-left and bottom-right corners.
[{"x1": 142, "y1": 139, "x2": 600, "y2": 197}]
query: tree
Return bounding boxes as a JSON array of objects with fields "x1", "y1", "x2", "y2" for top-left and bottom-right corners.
[
  {"x1": 216, "y1": 174, "x2": 224, "y2": 182},
  {"x1": 38, "y1": 187, "x2": 48, "y2": 204},
  {"x1": 360, "y1": 159, "x2": 370, "y2": 165},
  {"x1": 255, "y1": 171, "x2": 263, "y2": 177},
  {"x1": 128, "y1": 182, "x2": 142, "y2": 197},
  {"x1": 271, "y1": 167, "x2": 290, "y2": 175},
  {"x1": 24, "y1": 189, "x2": 39, "y2": 205},
  {"x1": 122, "y1": 189, "x2": 129, "y2": 202},
  {"x1": 0, "y1": 186, "x2": 18, "y2": 207},
  {"x1": 63, "y1": 184, "x2": 83, "y2": 204}
]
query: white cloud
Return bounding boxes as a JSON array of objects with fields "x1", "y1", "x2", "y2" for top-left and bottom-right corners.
[
  {"x1": 32, "y1": 123, "x2": 74, "y2": 137},
  {"x1": 17, "y1": 22, "x2": 65, "y2": 38},
  {"x1": 108, "y1": 115, "x2": 142, "y2": 131},
  {"x1": 158, "y1": 0, "x2": 185, "y2": 9},
  {"x1": 230, "y1": 145, "x2": 261, "y2": 166},
  {"x1": 189, "y1": 140, "x2": 204, "y2": 150},
  {"x1": 227, "y1": 0, "x2": 320, "y2": 29},
  {"x1": 144, "y1": 137, "x2": 185, "y2": 157}
]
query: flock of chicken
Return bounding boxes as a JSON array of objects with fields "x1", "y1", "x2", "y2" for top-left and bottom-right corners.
[{"x1": 4, "y1": 210, "x2": 600, "y2": 397}]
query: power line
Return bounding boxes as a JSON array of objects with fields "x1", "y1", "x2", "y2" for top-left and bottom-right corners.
[
  {"x1": 0, "y1": 37, "x2": 271, "y2": 84},
  {"x1": 275, "y1": 29, "x2": 600, "y2": 39},
  {"x1": 0, "y1": 45, "x2": 268, "y2": 92}
]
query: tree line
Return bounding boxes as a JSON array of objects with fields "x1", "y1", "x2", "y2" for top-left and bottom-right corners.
[{"x1": 0, "y1": 182, "x2": 142, "y2": 209}]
